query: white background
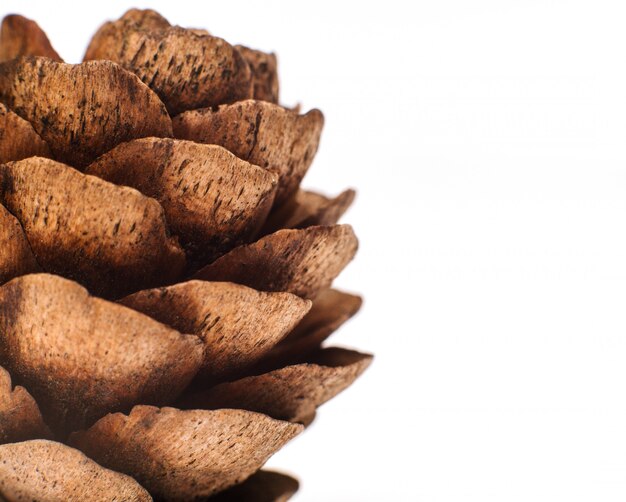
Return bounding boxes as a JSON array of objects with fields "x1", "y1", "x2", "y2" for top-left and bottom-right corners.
[{"x1": 4, "y1": 1, "x2": 626, "y2": 500}]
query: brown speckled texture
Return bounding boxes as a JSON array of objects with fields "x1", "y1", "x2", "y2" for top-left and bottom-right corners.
[
  {"x1": 0, "y1": 440, "x2": 152, "y2": 501},
  {"x1": 0, "y1": 274, "x2": 203, "y2": 435},
  {"x1": 262, "y1": 288, "x2": 363, "y2": 366},
  {"x1": 84, "y1": 18, "x2": 253, "y2": 115},
  {"x1": 0, "y1": 103, "x2": 51, "y2": 163},
  {"x1": 0, "y1": 9, "x2": 371, "y2": 500},
  {"x1": 86, "y1": 138, "x2": 278, "y2": 266},
  {"x1": 194, "y1": 225, "x2": 358, "y2": 300},
  {"x1": 0, "y1": 57, "x2": 172, "y2": 167},
  {"x1": 262, "y1": 188, "x2": 356, "y2": 234},
  {"x1": 0, "y1": 157, "x2": 185, "y2": 297},
  {"x1": 236, "y1": 45, "x2": 280, "y2": 103},
  {"x1": 119, "y1": 8, "x2": 171, "y2": 31},
  {"x1": 0, "y1": 15, "x2": 61, "y2": 62},
  {"x1": 0, "y1": 203, "x2": 39, "y2": 286},
  {"x1": 173, "y1": 100, "x2": 324, "y2": 206},
  {"x1": 120, "y1": 280, "x2": 311, "y2": 382},
  {"x1": 179, "y1": 348, "x2": 372, "y2": 424},
  {"x1": 0, "y1": 365, "x2": 51, "y2": 444},
  {"x1": 70, "y1": 406, "x2": 302, "y2": 501}
]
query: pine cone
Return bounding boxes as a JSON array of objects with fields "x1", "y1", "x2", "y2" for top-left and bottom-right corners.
[{"x1": 0, "y1": 10, "x2": 371, "y2": 501}]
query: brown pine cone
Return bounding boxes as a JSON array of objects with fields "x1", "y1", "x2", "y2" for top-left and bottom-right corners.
[{"x1": 0, "y1": 9, "x2": 371, "y2": 501}]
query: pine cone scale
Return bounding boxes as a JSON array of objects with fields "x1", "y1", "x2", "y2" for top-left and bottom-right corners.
[
  {"x1": 84, "y1": 20, "x2": 253, "y2": 115},
  {"x1": 194, "y1": 225, "x2": 359, "y2": 300},
  {"x1": 0, "y1": 15, "x2": 61, "y2": 63},
  {"x1": 0, "y1": 58, "x2": 173, "y2": 167},
  {"x1": 172, "y1": 100, "x2": 324, "y2": 206},
  {"x1": 86, "y1": 137, "x2": 279, "y2": 265},
  {"x1": 119, "y1": 280, "x2": 312, "y2": 382},
  {"x1": 0, "y1": 202, "x2": 39, "y2": 284},
  {"x1": 179, "y1": 348, "x2": 373, "y2": 424},
  {"x1": 0, "y1": 274, "x2": 204, "y2": 435},
  {"x1": 0, "y1": 157, "x2": 186, "y2": 297},
  {"x1": 0, "y1": 440, "x2": 152, "y2": 501},
  {"x1": 0, "y1": 102, "x2": 50, "y2": 163},
  {"x1": 69, "y1": 406, "x2": 303, "y2": 501},
  {"x1": 0, "y1": 365, "x2": 51, "y2": 443}
]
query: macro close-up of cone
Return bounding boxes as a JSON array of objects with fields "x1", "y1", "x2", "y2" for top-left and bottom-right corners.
[{"x1": 0, "y1": 8, "x2": 371, "y2": 502}]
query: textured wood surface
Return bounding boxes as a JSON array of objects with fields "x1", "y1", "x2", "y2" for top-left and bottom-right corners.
[
  {"x1": 0, "y1": 365, "x2": 50, "y2": 444},
  {"x1": 70, "y1": 406, "x2": 302, "y2": 501},
  {"x1": 121, "y1": 280, "x2": 310, "y2": 382},
  {"x1": 0, "y1": 9, "x2": 369, "y2": 499},
  {"x1": 119, "y1": 8, "x2": 171, "y2": 31},
  {"x1": 0, "y1": 157, "x2": 185, "y2": 298},
  {"x1": 85, "y1": 19, "x2": 252, "y2": 115},
  {"x1": 236, "y1": 45, "x2": 279, "y2": 103},
  {"x1": 194, "y1": 225, "x2": 358, "y2": 300},
  {"x1": 173, "y1": 100, "x2": 324, "y2": 206},
  {"x1": 0, "y1": 203, "x2": 39, "y2": 286},
  {"x1": 87, "y1": 138, "x2": 278, "y2": 265},
  {"x1": 0, "y1": 274, "x2": 203, "y2": 434},
  {"x1": 287, "y1": 289, "x2": 363, "y2": 341},
  {"x1": 0, "y1": 57, "x2": 172, "y2": 167},
  {"x1": 0, "y1": 440, "x2": 152, "y2": 501},
  {"x1": 180, "y1": 348, "x2": 372, "y2": 424},
  {"x1": 262, "y1": 188, "x2": 355, "y2": 234},
  {"x1": 0, "y1": 14, "x2": 61, "y2": 62},
  {"x1": 0, "y1": 102, "x2": 51, "y2": 163},
  {"x1": 261, "y1": 289, "x2": 363, "y2": 368}
]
